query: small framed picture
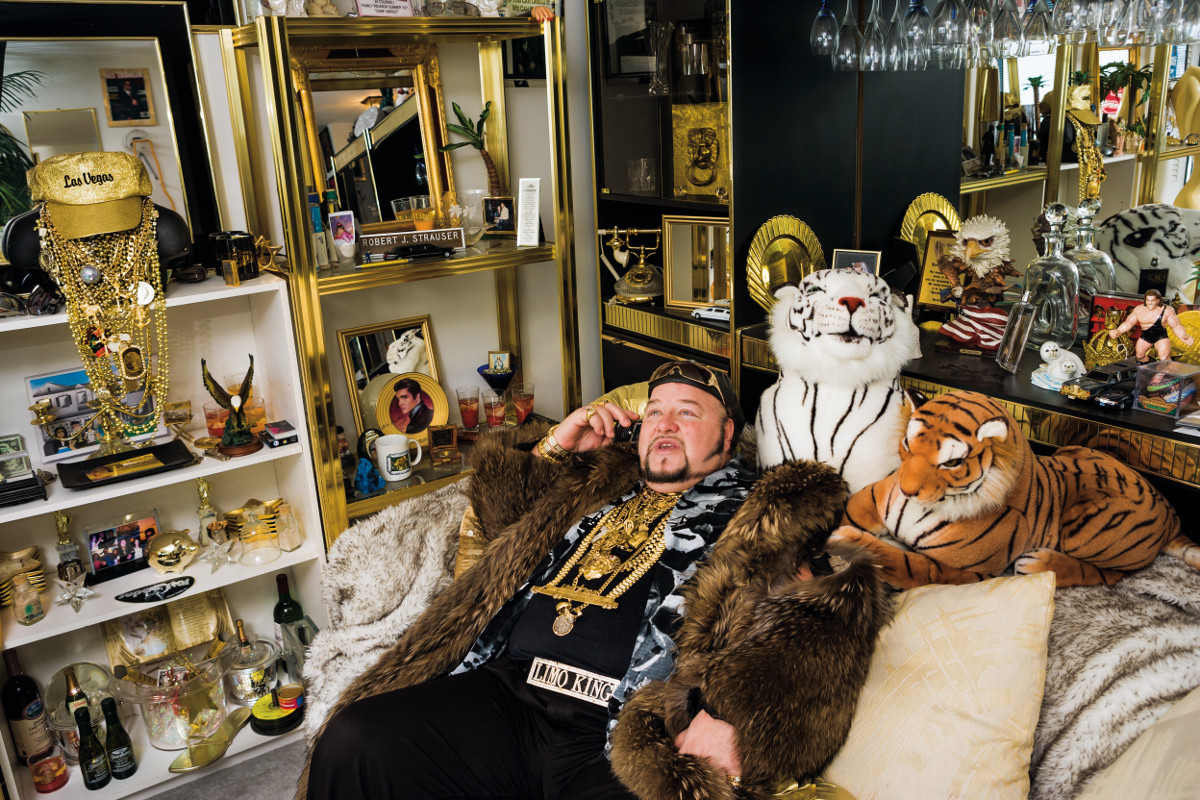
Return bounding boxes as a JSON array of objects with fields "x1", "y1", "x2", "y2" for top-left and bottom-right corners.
[
  {"x1": 505, "y1": 36, "x2": 547, "y2": 81},
  {"x1": 487, "y1": 350, "x2": 512, "y2": 373},
  {"x1": 85, "y1": 508, "x2": 160, "y2": 585},
  {"x1": 1090, "y1": 291, "x2": 1146, "y2": 341},
  {"x1": 915, "y1": 230, "x2": 959, "y2": 311},
  {"x1": 484, "y1": 196, "x2": 516, "y2": 235},
  {"x1": 831, "y1": 249, "x2": 883, "y2": 275},
  {"x1": 99, "y1": 68, "x2": 157, "y2": 127},
  {"x1": 329, "y1": 210, "x2": 356, "y2": 248}
]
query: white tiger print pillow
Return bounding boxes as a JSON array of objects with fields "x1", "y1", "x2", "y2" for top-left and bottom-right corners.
[{"x1": 1095, "y1": 203, "x2": 1200, "y2": 297}]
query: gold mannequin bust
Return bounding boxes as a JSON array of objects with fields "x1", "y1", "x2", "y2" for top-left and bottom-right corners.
[{"x1": 1172, "y1": 66, "x2": 1200, "y2": 208}]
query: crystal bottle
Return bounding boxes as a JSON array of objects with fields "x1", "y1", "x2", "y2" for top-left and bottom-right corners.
[
  {"x1": 1065, "y1": 197, "x2": 1117, "y2": 305},
  {"x1": 1020, "y1": 203, "x2": 1080, "y2": 350},
  {"x1": 12, "y1": 574, "x2": 44, "y2": 626}
]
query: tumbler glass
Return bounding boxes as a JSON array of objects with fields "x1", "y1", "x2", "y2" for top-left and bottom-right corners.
[
  {"x1": 390, "y1": 197, "x2": 414, "y2": 231},
  {"x1": 457, "y1": 386, "x2": 481, "y2": 431},
  {"x1": 513, "y1": 383, "x2": 535, "y2": 424},
  {"x1": 409, "y1": 195, "x2": 435, "y2": 230},
  {"x1": 483, "y1": 392, "x2": 506, "y2": 428}
]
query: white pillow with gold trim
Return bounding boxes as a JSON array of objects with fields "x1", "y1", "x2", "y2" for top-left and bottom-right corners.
[{"x1": 824, "y1": 573, "x2": 1056, "y2": 800}]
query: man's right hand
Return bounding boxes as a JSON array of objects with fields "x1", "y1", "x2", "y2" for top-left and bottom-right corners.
[{"x1": 551, "y1": 401, "x2": 640, "y2": 454}]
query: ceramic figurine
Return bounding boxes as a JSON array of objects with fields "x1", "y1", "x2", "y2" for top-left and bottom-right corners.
[
  {"x1": 1109, "y1": 288, "x2": 1196, "y2": 363},
  {"x1": 354, "y1": 457, "x2": 385, "y2": 495},
  {"x1": 1031, "y1": 341, "x2": 1086, "y2": 391},
  {"x1": 937, "y1": 215, "x2": 1022, "y2": 352}
]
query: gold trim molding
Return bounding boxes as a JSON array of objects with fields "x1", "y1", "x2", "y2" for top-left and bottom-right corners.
[{"x1": 604, "y1": 305, "x2": 731, "y2": 359}]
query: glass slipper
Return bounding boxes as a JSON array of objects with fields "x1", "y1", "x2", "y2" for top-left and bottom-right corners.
[{"x1": 167, "y1": 708, "x2": 252, "y2": 773}]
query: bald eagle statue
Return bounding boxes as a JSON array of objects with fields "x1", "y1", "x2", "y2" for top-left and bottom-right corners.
[
  {"x1": 937, "y1": 214, "x2": 1021, "y2": 351},
  {"x1": 201, "y1": 355, "x2": 260, "y2": 453}
]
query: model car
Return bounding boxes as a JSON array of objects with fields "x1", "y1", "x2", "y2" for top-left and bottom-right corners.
[
  {"x1": 1060, "y1": 357, "x2": 1141, "y2": 402},
  {"x1": 691, "y1": 303, "x2": 730, "y2": 322},
  {"x1": 1093, "y1": 379, "x2": 1138, "y2": 410}
]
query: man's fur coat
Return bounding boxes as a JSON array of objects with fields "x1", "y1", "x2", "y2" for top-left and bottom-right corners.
[{"x1": 297, "y1": 426, "x2": 887, "y2": 800}]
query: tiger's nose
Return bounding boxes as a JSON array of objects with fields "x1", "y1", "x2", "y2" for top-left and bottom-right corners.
[{"x1": 839, "y1": 296, "x2": 864, "y2": 314}]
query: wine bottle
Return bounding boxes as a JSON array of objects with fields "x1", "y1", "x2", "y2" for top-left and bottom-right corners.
[
  {"x1": 101, "y1": 697, "x2": 137, "y2": 779},
  {"x1": 74, "y1": 707, "x2": 111, "y2": 790},
  {"x1": 2, "y1": 650, "x2": 53, "y2": 765},
  {"x1": 273, "y1": 574, "x2": 304, "y2": 653},
  {"x1": 63, "y1": 665, "x2": 88, "y2": 719}
]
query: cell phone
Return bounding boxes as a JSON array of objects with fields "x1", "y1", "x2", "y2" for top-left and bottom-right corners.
[{"x1": 613, "y1": 420, "x2": 641, "y2": 444}]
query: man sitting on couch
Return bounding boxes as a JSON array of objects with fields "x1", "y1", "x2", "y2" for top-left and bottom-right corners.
[{"x1": 302, "y1": 361, "x2": 886, "y2": 800}]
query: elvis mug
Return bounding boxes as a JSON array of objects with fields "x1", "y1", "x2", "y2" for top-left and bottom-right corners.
[{"x1": 371, "y1": 433, "x2": 423, "y2": 481}]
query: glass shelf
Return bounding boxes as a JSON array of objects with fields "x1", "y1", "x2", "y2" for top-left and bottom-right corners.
[
  {"x1": 960, "y1": 166, "x2": 1048, "y2": 194},
  {"x1": 315, "y1": 241, "x2": 555, "y2": 296}
]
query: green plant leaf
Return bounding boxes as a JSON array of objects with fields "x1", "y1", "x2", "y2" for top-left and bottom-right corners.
[
  {"x1": 438, "y1": 141, "x2": 473, "y2": 152},
  {"x1": 0, "y1": 70, "x2": 47, "y2": 114},
  {"x1": 452, "y1": 102, "x2": 474, "y2": 131},
  {"x1": 446, "y1": 123, "x2": 478, "y2": 141}
]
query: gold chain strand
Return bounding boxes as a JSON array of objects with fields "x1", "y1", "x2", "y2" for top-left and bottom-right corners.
[
  {"x1": 532, "y1": 486, "x2": 681, "y2": 636},
  {"x1": 35, "y1": 199, "x2": 169, "y2": 439}
]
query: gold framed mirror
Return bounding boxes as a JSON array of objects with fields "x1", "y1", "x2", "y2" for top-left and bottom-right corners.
[
  {"x1": 662, "y1": 215, "x2": 730, "y2": 310},
  {"x1": 290, "y1": 41, "x2": 454, "y2": 230},
  {"x1": 22, "y1": 109, "x2": 101, "y2": 161}
]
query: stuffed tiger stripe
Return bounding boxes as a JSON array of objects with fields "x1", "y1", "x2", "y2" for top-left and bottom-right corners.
[{"x1": 831, "y1": 390, "x2": 1200, "y2": 588}]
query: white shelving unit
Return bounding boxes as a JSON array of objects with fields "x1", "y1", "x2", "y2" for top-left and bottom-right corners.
[{"x1": 0, "y1": 273, "x2": 327, "y2": 800}]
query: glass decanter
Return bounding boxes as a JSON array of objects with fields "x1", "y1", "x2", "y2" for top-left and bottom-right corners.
[
  {"x1": 1020, "y1": 203, "x2": 1080, "y2": 351},
  {"x1": 1065, "y1": 197, "x2": 1117, "y2": 303}
]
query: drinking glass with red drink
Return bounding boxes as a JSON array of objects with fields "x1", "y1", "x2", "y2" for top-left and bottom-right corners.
[
  {"x1": 456, "y1": 386, "x2": 480, "y2": 431},
  {"x1": 483, "y1": 392, "x2": 506, "y2": 428},
  {"x1": 513, "y1": 384, "x2": 535, "y2": 424}
]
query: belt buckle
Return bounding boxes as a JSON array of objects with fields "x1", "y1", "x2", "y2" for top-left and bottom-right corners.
[{"x1": 525, "y1": 657, "x2": 619, "y2": 707}]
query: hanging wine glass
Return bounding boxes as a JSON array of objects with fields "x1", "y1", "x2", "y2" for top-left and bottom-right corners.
[
  {"x1": 1098, "y1": 0, "x2": 1125, "y2": 42},
  {"x1": 1149, "y1": 0, "x2": 1181, "y2": 43},
  {"x1": 1023, "y1": 0, "x2": 1056, "y2": 55},
  {"x1": 885, "y1": 0, "x2": 909, "y2": 69},
  {"x1": 993, "y1": 0, "x2": 1025, "y2": 57},
  {"x1": 833, "y1": 0, "x2": 863, "y2": 71},
  {"x1": 930, "y1": 0, "x2": 967, "y2": 69},
  {"x1": 1117, "y1": 0, "x2": 1150, "y2": 44},
  {"x1": 964, "y1": 0, "x2": 992, "y2": 67},
  {"x1": 811, "y1": 0, "x2": 840, "y2": 55},
  {"x1": 902, "y1": 0, "x2": 933, "y2": 70},
  {"x1": 1179, "y1": 0, "x2": 1200, "y2": 41},
  {"x1": 1053, "y1": 0, "x2": 1096, "y2": 42},
  {"x1": 862, "y1": 0, "x2": 889, "y2": 70}
]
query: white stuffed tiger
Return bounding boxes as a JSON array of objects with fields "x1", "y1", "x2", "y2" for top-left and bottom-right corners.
[
  {"x1": 756, "y1": 269, "x2": 920, "y2": 493},
  {"x1": 386, "y1": 328, "x2": 431, "y2": 376},
  {"x1": 1095, "y1": 203, "x2": 1200, "y2": 297}
]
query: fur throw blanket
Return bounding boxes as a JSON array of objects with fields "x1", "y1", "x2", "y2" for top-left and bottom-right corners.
[
  {"x1": 300, "y1": 480, "x2": 465, "y2": 738},
  {"x1": 1030, "y1": 555, "x2": 1200, "y2": 800}
]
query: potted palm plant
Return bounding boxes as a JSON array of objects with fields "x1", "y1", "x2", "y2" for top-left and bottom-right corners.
[
  {"x1": 1101, "y1": 61, "x2": 1153, "y2": 152},
  {"x1": 438, "y1": 100, "x2": 505, "y2": 198},
  {"x1": 0, "y1": 69, "x2": 45, "y2": 224}
]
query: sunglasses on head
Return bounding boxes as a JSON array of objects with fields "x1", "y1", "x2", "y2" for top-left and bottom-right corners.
[{"x1": 649, "y1": 361, "x2": 722, "y2": 393}]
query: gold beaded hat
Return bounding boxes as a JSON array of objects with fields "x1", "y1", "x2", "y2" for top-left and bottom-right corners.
[{"x1": 27, "y1": 151, "x2": 152, "y2": 240}]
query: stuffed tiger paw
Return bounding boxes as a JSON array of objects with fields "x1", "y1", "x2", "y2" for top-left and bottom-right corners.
[{"x1": 833, "y1": 390, "x2": 1197, "y2": 589}]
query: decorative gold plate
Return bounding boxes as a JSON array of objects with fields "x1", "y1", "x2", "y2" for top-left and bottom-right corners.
[
  {"x1": 746, "y1": 215, "x2": 826, "y2": 311},
  {"x1": 1170, "y1": 310, "x2": 1200, "y2": 365},
  {"x1": 899, "y1": 193, "x2": 961, "y2": 266},
  {"x1": 360, "y1": 371, "x2": 448, "y2": 448}
]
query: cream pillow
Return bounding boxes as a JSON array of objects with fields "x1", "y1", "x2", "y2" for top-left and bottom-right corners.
[
  {"x1": 1076, "y1": 683, "x2": 1200, "y2": 800},
  {"x1": 824, "y1": 573, "x2": 1056, "y2": 800}
]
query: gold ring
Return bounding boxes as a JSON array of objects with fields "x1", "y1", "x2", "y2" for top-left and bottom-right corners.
[
  {"x1": 727, "y1": 774, "x2": 742, "y2": 788},
  {"x1": 585, "y1": 407, "x2": 597, "y2": 422}
]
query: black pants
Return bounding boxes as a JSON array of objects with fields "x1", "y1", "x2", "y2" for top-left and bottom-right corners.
[{"x1": 306, "y1": 658, "x2": 639, "y2": 800}]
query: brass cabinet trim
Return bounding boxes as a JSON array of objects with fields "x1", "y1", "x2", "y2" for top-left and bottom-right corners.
[
  {"x1": 316, "y1": 244, "x2": 556, "y2": 296},
  {"x1": 603, "y1": 305, "x2": 732, "y2": 359}
]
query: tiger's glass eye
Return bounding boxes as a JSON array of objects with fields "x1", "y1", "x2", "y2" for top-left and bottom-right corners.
[{"x1": 941, "y1": 457, "x2": 964, "y2": 468}]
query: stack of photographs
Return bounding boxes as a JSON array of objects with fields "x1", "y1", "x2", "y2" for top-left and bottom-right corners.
[{"x1": 0, "y1": 434, "x2": 47, "y2": 507}]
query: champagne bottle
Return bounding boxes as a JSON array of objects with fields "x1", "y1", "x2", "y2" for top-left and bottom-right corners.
[
  {"x1": 63, "y1": 665, "x2": 88, "y2": 719},
  {"x1": 101, "y1": 697, "x2": 137, "y2": 779},
  {"x1": 273, "y1": 574, "x2": 304, "y2": 653},
  {"x1": 75, "y1": 707, "x2": 111, "y2": 790},
  {"x1": 2, "y1": 650, "x2": 53, "y2": 765}
]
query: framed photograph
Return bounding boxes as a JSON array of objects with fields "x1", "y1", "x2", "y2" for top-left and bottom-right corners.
[
  {"x1": 329, "y1": 210, "x2": 356, "y2": 247},
  {"x1": 85, "y1": 508, "x2": 159, "y2": 585},
  {"x1": 337, "y1": 315, "x2": 440, "y2": 436},
  {"x1": 484, "y1": 196, "x2": 516, "y2": 235},
  {"x1": 915, "y1": 230, "x2": 959, "y2": 311},
  {"x1": 26, "y1": 367, "x2": 165, "y2": 464},
  {"x1": 831, "y1": 249, "x2": 883, "y2": 275},
  {"x1": 487, "y1": 350, "x2": 512, "y2": 373},
  {"x1": 358, "y1": 372, "x2": 449, "y2": 448},
  {"x1": 505, "y1": 36, "x2": 547, "y2": 81},
  {"x1": 99, "y1": 67, "x2": 157, "y2": 127},
  {"x1": 1089, "y1": 291, "x2": 1145, "y2": 341},
  {"x1": 603, "y1": 0, "x2": 653, "y2": 76},
  {"x1": 102, "y1": 589, "x2": 234, "y2": 670}
]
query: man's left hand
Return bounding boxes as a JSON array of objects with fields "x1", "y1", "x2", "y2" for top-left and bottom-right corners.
[{"x1": 674, "y1": 709, "x2": 742, "y2": 778}]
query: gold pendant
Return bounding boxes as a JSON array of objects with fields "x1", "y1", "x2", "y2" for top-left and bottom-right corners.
[
  {"x1": 580, "y1": 552, "x2": 620, "y2": 581},
  {"x1": 552, "y1": 602, "x2": 579, "y2": 636}
]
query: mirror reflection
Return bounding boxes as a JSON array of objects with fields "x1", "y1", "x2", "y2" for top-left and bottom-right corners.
[
  {"x1": 662, "y1": 215, "x2": 730, "y2": 309},
  {"x1": 0, "y1": 39, "x2": 186, "y2": 233},
  {"x1": 291, "y1": 43, "x2": 452, "y2": 230}
]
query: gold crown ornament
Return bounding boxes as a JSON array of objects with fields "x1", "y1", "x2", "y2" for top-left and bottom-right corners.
[{"x1": 28, "y1": 151, "x2": 152, "y2": 240}]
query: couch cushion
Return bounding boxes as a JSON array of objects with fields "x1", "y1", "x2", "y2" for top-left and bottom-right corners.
[{"x1": 824, "y1": 573, "x2": 1055, "y2": 800}]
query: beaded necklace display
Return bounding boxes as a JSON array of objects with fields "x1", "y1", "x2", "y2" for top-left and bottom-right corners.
[
  {"x1": 533, "y1": 486, "x2": 682, "y2": 636},
  {"x1": 36, "y1": 199, "x2": 169, "y2": 442}
]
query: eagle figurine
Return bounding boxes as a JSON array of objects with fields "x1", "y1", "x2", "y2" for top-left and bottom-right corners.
[
  {"x1": 937, "y1": 215, "x2": 1021, "y2": 351},
  {"x1": 201, "y1": 355, "x2": 259, "y2": 452}
]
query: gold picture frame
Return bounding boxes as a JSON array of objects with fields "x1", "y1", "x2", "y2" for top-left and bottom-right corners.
[
  {"x1": 102, "y1": 589, "x2": 234, "y2": 670},
  {"x1": 99, "y1": 67, "x2": 157, "y2": 127},
  {"x1": 916, "y1": 230, "x2": 959, "y2": 310},
  {"x1": 337, "y1": 315, "x2": 440, "y2": 437},
  {"x1": 359, "y1": 372, "x2": 449, "y2": 448},
  {"x1": 830, "y1": 249, "x2": 883, "y2": 275},
  {"x1": 662, "y1": 215, "x2": 731, "y2": 310}
]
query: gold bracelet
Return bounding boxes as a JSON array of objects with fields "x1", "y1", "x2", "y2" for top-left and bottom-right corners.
[{"x1": 536, "y1": 425, "x2": 569, "y2": 462}]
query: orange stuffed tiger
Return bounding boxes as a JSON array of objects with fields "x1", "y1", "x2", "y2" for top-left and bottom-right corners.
[{"x1": 832, "y1": 390, "x2": 1200, "y2": 588}]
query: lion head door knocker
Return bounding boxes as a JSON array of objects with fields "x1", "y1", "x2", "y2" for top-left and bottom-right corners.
[{"x1": 686, "y1": 127, "x2": 719, "y2": 188}]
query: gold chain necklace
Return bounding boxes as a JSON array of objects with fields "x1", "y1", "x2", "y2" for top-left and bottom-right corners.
[
  {"x1": 36, "y1": 200, "x2": 169, "y2": 439},
  {"x1": 532, "y1": 486, "x2": 681, "y2": 636}
]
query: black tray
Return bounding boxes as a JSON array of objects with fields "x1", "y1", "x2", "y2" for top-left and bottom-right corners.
[{"x1": 58, "y1": 439, "x2": 193, "y2": 490}]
